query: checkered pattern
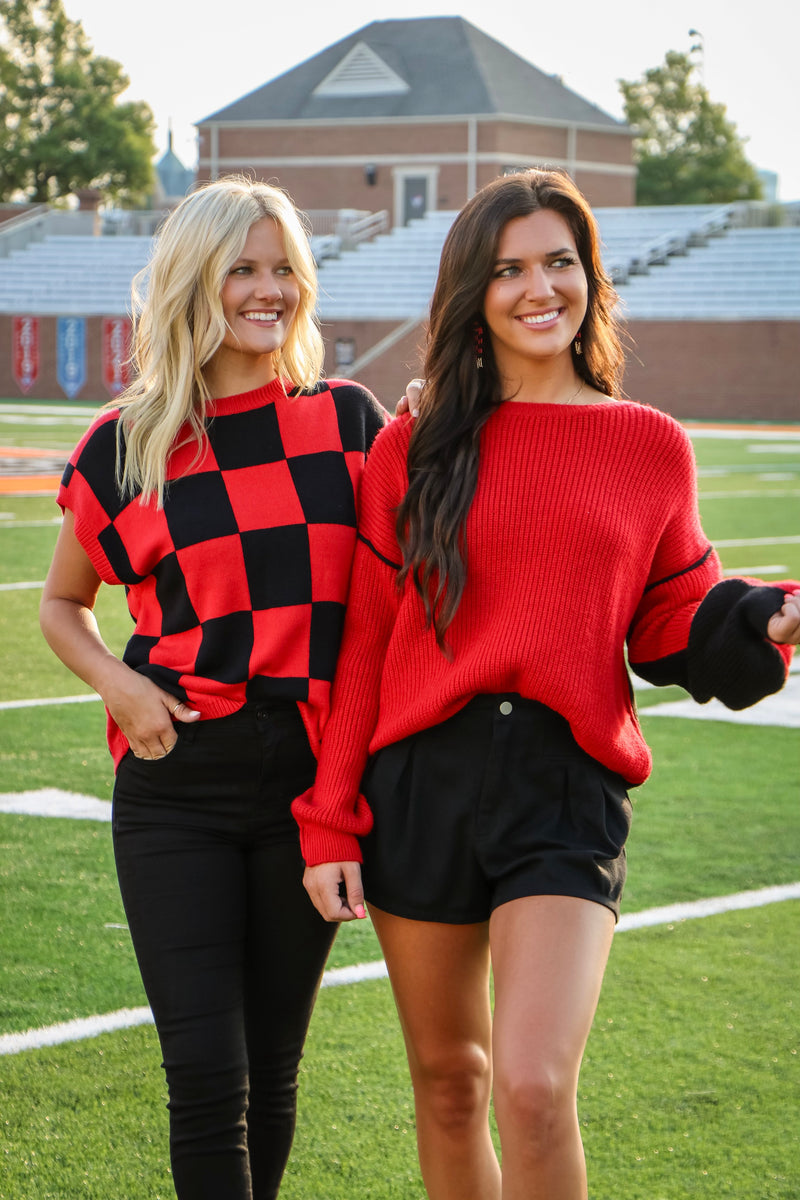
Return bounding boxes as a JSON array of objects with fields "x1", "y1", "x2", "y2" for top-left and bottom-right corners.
[{"x1": 59, "y1": 378, "x2": 386, "y2": 764}]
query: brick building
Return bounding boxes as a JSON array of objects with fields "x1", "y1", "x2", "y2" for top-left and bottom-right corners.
[
  {"x1": 196, "y1": 16, "x2": 636, "y2": 220},
  {"x1": 1, "y1": 19, "x2": 796, "y2": 422}
]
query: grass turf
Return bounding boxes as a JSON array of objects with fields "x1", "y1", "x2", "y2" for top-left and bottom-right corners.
[
  {"x1": 0, "y1": 414, "x2": 798, "y2": 1198},
  {"x1": 1, "y1": 903, "x2": 796, "y2": 1199}
]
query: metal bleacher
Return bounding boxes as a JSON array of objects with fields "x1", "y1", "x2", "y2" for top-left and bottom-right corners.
[
  {"x1": 315, "y1": 210, "x2": 454, "y2": 321},
  {"x1": 0, "y1": 232, "x2": 346, "y2": 316},
  {"x1": 0, "y1": 235, "x2": 152, "y2": 315},
  {"x1": 595, "y1": 204, "x2": 735, "y2": 280},
  {"x1": 1, "y1": 204, "x2": 798, "y2": 323},
  {"x1": 614, "y1": 226, "x2": 800, "y2": 320}
]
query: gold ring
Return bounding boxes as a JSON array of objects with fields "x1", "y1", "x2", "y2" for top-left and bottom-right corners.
[{"x1": 171, "y1": 702, "x2": 181, "y2": 715}]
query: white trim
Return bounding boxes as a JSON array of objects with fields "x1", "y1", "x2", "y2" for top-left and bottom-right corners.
[
  {"x1": 209, "y1": 124, "x2": 219, "y2": 181},
  {"x1": 566, "y1": 125, "x2": 577, "y2": 176},
  {"x1": 198, "y1": 112, "x2": 631, "y2": 136},
  {"x1": 467, "y1": 116, "x2": 478, "y2": 198},
  {"x1": 199, "y1": 152, "x2": 636, "y2": 178}
]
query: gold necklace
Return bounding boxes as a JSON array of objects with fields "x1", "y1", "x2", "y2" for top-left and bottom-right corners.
[{"x1": 564, "y1": 379, "x2": 584, "y2": 405}]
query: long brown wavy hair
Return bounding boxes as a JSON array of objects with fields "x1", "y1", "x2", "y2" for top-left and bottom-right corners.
[{"x1": 396, "y1": 168, "x2": 624, "y2": 648}]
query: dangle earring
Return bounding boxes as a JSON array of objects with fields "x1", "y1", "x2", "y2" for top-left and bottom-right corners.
[
  {"x1": 574, "y1": 330, "x2": 583, "y2": 356},
  {"x1": 473, "y1": 319, "x2": 484, "y2": 369}
]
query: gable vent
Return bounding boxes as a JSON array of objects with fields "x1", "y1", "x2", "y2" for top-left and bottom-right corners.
[{"x1": 313, "y1": 42, "x2": 410, "y2": 98}]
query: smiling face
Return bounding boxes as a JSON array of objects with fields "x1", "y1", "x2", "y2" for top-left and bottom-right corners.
[
  {"x1": 212, "y1": 216, "x2": 301, "y2": 391},
  {"x1": 482, "y1": 208, "x2": 588, "y2": 383}
]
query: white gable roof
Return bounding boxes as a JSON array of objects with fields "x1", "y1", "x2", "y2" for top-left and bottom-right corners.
[{"x1": 313, "y1": 41, "x2": 410, "y2": 98}]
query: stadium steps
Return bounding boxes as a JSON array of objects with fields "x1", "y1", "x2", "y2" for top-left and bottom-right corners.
[
  {"x1": 1, "y1": 206, "x2": 797, "y2": 322},
  {"x1": 615, "y1": 228, "x2": 800, "y2": 319}
]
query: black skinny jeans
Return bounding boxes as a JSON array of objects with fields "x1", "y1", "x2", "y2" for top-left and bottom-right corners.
[{"x1": 112, "y1": 703, "x2": 336, "y2": 1200}]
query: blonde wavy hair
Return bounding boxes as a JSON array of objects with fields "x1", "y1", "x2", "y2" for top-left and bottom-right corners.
[{"x1": 115, "y1": 175, "x2": 325, "y2": 503}]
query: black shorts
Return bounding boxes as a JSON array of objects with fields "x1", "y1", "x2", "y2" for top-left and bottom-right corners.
[{"x1": 360, "y1": 694, "x2": 632, "y2": 924}]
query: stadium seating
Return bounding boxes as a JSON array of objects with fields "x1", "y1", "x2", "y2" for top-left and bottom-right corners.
[
  {"x1": 0, "y1": 207, "x2": 798, "y2": 323},
  {"x1": 0, "y1": 235, "x2": 151, "y2": 315},
  {"x1": 614, "y1": 227, "x2": 800, "y2": 319}
]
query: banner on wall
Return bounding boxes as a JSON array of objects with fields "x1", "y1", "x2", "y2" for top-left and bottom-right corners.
[
  {"x1": 56, "y1": 317, "x2": 87, "y2": 398},
  {"x1": 12, "y1": 316, "x2": 39, "y2": 394},
  {"x1": 102, "y1": 317, "x2": 132, "y2": 398}
]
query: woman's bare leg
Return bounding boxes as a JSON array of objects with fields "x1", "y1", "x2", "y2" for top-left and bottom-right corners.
[
  {"x1": 489, "y1": 895, "x2": 615, "y2": 1200},
  {"x1": 369, "y1": 905, "x2": 502, "y2": 1200}
]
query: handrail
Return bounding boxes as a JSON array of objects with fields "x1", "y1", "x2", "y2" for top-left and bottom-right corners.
[
  {"x1": 342, "y1": 210, "x2": 389, "y2": 246},
  {"x1": 0, "y1": 205, "x2": 50, "y2": 257}
]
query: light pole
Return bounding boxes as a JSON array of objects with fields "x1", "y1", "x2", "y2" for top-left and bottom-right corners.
[{"x1": 688, "y1": 28, "x2": 705, "y2": 84}]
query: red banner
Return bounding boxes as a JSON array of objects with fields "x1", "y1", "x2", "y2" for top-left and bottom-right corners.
[
  {"x1": 102, "y1": 317, "x2": 132, "y2": 398},
  {"x1": 12, "y1": 316, "x2": 39, "y2": 394}
]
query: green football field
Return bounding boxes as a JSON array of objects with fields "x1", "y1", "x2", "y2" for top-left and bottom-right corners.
[{"x1": 1, "y1": 403, "x2": 798, "y2": 1199}]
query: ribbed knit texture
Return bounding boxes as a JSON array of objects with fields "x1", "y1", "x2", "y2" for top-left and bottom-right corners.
[{"x1": 293, "y1": 400, "x2": 795, "y2": 865}]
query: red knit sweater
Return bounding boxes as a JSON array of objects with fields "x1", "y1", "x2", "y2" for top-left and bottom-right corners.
[{"x1": 293, "y1": 400, "x2": 795, "y2": 866}]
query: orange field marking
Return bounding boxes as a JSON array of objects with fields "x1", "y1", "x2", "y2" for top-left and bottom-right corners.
[
  {"x1": 0, "y1": 475, "x2": 60, "y2": 494},
  {"x1": 0, "y1": 446, "x2": 66, "y2": 459}
]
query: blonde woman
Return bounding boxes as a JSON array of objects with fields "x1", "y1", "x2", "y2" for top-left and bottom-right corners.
[{"x1": 40, "y1": 177, "x2": 386, "y2": 1199}]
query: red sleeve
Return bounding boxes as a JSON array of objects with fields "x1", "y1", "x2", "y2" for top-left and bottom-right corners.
[
  {"x1": 628, "y1": 421, "x2": 796, "y2": 704},
  {"x1": 627, "y1": 422, "x2": 722, "y2": 673},
  {"x1": 56, "y1": 409, "x2": 132, "y2": 585},
  {"x1": 291, "y1": 418, "x2": 411, "y2": 865}
]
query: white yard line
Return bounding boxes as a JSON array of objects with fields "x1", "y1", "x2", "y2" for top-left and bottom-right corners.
[
  {"x1": 0, "y1": 402, "x2": 97, "y2": 419},
  {"x1": 0, "y1": 789, "x2": 111, "y2": 820},
  {"x1": 686, "y1": 429, "x2": 800, "y2": 441},
  {"x1": 2, "y1": 656, "x2": 799, "y2": 723},
  {"x1": 0, "y1": 519, "x2": 61, "y2": 529},
  {"x1": 722, "y1": 565, "x2": 788, "y2": 576},
  {"x1": 1, "y1": 882, "x2": 797, "y2": 1057},
  {"x1": 699, "y1": 490, "x2": 800, "y2": 500},
  {"x1": 712, "y1": 535, "x2": 800, "y2": 547},
  {"x1": 642, "y1": 670, "x2": 800, "y2": 727},
  {"x1": 615, "y1": 883, "x2": 800, "y2": 931},
  {"x1": 0, "y1": 694, "x2": 102, "y2": 711}
]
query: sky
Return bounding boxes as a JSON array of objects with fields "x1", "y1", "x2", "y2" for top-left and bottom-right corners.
[{"x1": 63, "y1": 0, "x2": 800, "y2": 202}]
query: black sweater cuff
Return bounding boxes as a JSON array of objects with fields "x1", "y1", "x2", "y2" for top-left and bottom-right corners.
[{"x1": 687, "y1": 579, "x2": 787, "y2": 710}]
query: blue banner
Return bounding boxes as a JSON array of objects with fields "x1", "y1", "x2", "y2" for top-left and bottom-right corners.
[{"x1": 57, "y1": 317, "x2": 87, "y2": 398}]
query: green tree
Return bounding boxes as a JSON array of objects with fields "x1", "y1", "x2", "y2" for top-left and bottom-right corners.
[
  {"x1": 619, "y1": 49, "x2": 762, "y2": 205},
  {"x1": 0, "y1": 0, "x2": 155, "y2": 205}
]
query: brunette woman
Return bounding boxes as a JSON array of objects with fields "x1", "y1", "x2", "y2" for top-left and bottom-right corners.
[{"x1": 295, "y1": 169, "x2": 799, "y2": 1200}]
